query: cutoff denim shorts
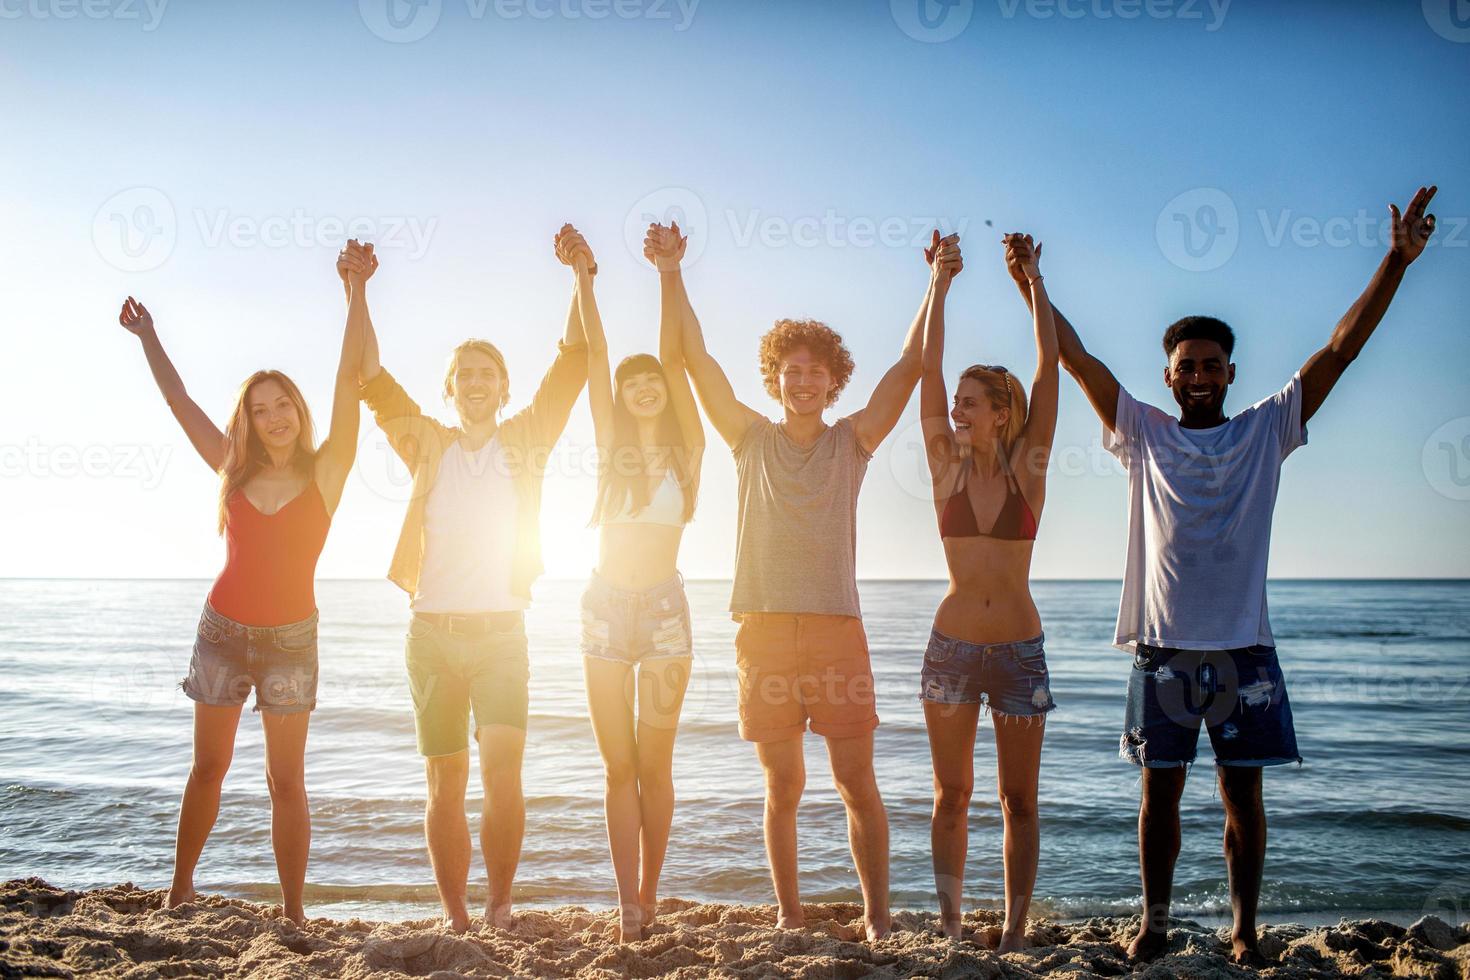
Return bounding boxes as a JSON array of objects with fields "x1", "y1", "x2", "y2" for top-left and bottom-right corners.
[
  {"x1": 1121, "y1": 643, "x2": 1301, "y2": 768},
  {"x1": 181, "y1": 603, "x2": 319, "y2": 714},
  {"x1": 580, "y1": 572, "x2": 693, "y2": 664},
  {"x1": 918, "y1": 629, "x2": 1056, "y2": 717}
]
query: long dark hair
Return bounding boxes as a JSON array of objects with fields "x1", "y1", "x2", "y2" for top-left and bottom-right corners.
[{"x1": 592, "y1": 354, "x2": 697, "y2": 526}]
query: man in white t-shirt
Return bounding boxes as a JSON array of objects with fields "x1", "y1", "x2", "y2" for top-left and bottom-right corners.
[{"x1": 1005, "y1": 186, "x2": 1438, "y2": 965}]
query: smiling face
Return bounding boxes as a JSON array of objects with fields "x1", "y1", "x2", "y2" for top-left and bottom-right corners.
[
  {"x1": 449, "y1": 348, "x2": 506, "y2": 426},
  {"x1": 247, "y1": 378, "x2": 302, "y2": 452},
  {"x1": 620, "y1": 370, "x2": 668, "y2": 420},
  {"x1": 1165, "y1": 338, "x2": 1235, "y2": 425},
  {"x1": 777, "y1": 346, "x2": 834, "y2": 418},
  {"x1": 951, "y1": 376, "x2": 1007, "y2": 449}
]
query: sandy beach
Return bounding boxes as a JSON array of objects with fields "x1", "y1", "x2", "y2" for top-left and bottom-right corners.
[{"x1": 2, "y1": 878, "x2": 1466, "y2": 979}]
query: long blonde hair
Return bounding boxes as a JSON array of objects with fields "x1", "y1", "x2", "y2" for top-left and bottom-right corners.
[
  {"x1": 959, "y1": 364, "x2": 1028, "y2": 455},
  {"x1": 217, "y1": 370, "x2": 317, "y2": 533}
]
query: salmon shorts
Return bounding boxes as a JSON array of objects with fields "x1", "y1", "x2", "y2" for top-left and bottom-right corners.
[{"x1": 735, "y1": 613, "x2": 879, "y2": 742}]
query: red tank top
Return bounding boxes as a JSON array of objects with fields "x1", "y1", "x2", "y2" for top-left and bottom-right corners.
[{"x1": 207, "y1": 482, "x2": 331, "y2": 626}]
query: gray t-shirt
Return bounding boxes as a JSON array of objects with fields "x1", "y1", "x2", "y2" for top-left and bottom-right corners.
[{"x1": 730, "y1": 416, "x2": 872, "y2": 617}]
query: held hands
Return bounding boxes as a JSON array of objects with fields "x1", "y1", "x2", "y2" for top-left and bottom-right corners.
[
  {"x1": 117, "y1": 296, "x2": 153, "y2": 337},
  {"x1": 923, "y1": 230, "x2": 963, "y2": 289},
  {"x1": 1003, "y1": 233, "x2": 1043, "y2": 287},
  {"x1": 554, "y1": 223, "x2": 597, "y2": 276},
  {"x1": 1389, "y1": 185, "x2": 1437, "y2": 265},
  {"x1": 336, "y1": 239, "x2": 378, "y2": 292},
  {"x1": 643, "y1": 221, "x2": 688, "y2": 272}
]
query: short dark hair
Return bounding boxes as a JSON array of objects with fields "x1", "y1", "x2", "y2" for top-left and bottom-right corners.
[{"x1": 1162, "y1": 316, "x2": 1235, "y2": 358}]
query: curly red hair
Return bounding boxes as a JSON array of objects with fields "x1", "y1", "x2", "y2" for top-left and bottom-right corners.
[{"x1": 758, "y1": 318, "x2": 854, "y2": 407}]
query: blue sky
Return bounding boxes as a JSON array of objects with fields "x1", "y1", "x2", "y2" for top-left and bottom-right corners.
[{"x1": 2, "y1": 0, "x2": 1467, "y2": 580}]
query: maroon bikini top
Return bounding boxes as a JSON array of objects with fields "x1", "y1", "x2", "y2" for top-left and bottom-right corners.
[{"x1": 939, "y1": 461, "x2": 1037, "y2": 541}]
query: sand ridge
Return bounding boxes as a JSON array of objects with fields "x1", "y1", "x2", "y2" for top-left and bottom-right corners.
[{"x1": 1, "y1": 878, "x2": 1467, "y2": 978}]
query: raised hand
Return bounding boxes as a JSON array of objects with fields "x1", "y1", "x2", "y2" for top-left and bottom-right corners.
[
  {"x1": 643, "y1": 221, "x2": 687, "y2": 272},
  {"x1": 118, "y1": 296, "x2": 153, "y2": 336},
  {"x1": 554, "y1": 223, "x2": 597, "y2": 275},
  {"x1": 1389, "y1": 185, "x2": 1437, "y2": 265},
  {"x1": 1005, "y1": 233, "x2": 1042, "y2": 281},
  {"x1": 924, "y1": 230, "x2": 962, "y2": 286},
  {"x1": 337, "y1": 238, "x2": 378, "y2": 293}
]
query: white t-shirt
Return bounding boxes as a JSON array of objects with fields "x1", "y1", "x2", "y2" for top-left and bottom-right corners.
[
  {"x1": 1103, "y1": 374, "x2": 1308, "y2": 651},
  {"x1": 413, "y1": 438, "x2": 526, "y2": 614}
]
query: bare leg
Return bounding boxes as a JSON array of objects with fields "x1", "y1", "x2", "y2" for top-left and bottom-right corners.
[
  {"x1": 992, "y1": 714, "x2": 1045, "y2": 952},
  {"x1": 477, "y1": 724, "x2": 526, "y2": 931},
  {"x1": 261, "y1": 710, "x2": 312, "y2": 924},
  {"x1": 1128, "y1": 765, "x2": 1187, "y2": 961},
  {"x1": 168, "y1": 702, "x2": 243, "y2": 908},
  {"x1": 424, "y1": 750, "x2": 472, "y2": 932},
  {"x1": 923, "y1": 701, "x2": 980, "y2": 939},
  {"x1": 754, "y1": 737, "x2": 805, "y2": 929},
  {"x1": 1218, "y1": 766, "x2": 1267, "y2": 966},
  {"x1": 825, "y1": 732, "x2": 891, "y2": 941},
  {"x1": 634, "y1": 657, "x2": 691, "y2": 927},
  {"x1": 583, "y1": 657, "x2": 643, "y2": 941}
]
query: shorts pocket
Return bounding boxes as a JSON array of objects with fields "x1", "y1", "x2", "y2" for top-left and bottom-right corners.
[
  {"x1": 581, "y1": 609, "x2": 613, "y2": 654},
  {"x1": 923, "y1": 631, "x2": 956, "y2": 664},
  {"x1": 1014, "y1": 645, "x2": 1048, "y2": 676},
  {"x1": 274, "y1": 621, "x2": 318, "y2": 656},
  {"x1": 197, "y1": 615, "x2": 224, "y2": 646}
]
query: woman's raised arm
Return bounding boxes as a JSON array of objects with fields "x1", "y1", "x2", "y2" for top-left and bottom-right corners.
[{"x1": 118, "y1": 297, "x2": 227, "y2": 472}]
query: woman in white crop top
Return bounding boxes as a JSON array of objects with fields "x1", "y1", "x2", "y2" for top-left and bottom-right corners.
[{"x1": 554, "y1": 222, "x2": 704, "y2": 943}]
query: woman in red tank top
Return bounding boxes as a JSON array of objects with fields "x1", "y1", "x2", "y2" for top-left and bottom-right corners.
[{"x1": 115, "y1": 241, "x2": 376, "y2": 924}]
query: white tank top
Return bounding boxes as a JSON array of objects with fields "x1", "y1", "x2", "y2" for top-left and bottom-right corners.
[
  {"x1": 414, "y1": 438, "x2": 527, "y2": 613},
  {"x1": 599, "y1": 470, "x2": 687, "y2": 528}
]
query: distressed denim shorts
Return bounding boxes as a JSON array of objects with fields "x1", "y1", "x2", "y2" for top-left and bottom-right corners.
[
  {"x1": 1121, "y1": 643, "x2": 1301, "y2": 768},
  {"x1": 181, "y1": 603, "x2": 319, "y2": 714},
  {"x1": 919, "y1": 630, "x2": 1056, "y2": 717},
  {"x1": 580, "y1": 572, "x2": 693, "y2": 664}
]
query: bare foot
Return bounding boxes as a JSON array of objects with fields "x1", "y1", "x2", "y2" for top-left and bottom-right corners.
[
  {"x1": 442, "y1": 898, "x2": 471, "y2": 934},
  {"x1": 639, "y1": 900, "x2": 657, "y2": 929},
  {"x1": 938, "y1": 914, "x2": 963, "y2": 940},
  {"x1": 164, "y1": 885, "x2": 196, "y2": 910},
  {"x1": 997, "y1": 928, "x2": 1027, "y2": 953},
  {"x1": 1127, "y1": 925, "x2": 1169, "y2": 963},
  {"x1": 864, "y1": 916, "x2": 892, "y2": 942},
  {"x1": 283, "y1": 905, "x2": 307, "y2": 927},
  {"x1": 1230, "y1": 933, "x2": 1268, "y2": 967},
  {"x1": 484, "y1": 901, "x2": 514, "y2": 932},
  {"x1": 775, "y1": 908, "x2": 805, "y2": 930},
  {"x1": 618, "y1": 905, "x2": 644, "y2": 944}
]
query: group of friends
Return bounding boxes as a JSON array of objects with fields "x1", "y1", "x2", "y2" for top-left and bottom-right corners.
[{"x1": 116, "y1": 184, "x2": 1439, "y2": 965}]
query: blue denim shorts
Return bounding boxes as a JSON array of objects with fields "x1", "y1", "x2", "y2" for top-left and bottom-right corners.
[
  {"x1": 1121, "y1": 643, "x2": 1300, "y2": 768},
  {"x1": 181, "y1": 604, "x2": 319, "y2": 714},
  {"x1": 580, "y1": 572, "x2": 692, "y2": 664},
  {"x1": 918, "y1": 630, "x2": 1056, "y2": 717}
]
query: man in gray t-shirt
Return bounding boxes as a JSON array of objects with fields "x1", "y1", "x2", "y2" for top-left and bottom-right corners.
[
  {"x1": 670, "y1": 222, "x2": 963, "y2": 941},
  {"x1": 1007, "y1": 187, "x2": 1437, "y2": 966}
]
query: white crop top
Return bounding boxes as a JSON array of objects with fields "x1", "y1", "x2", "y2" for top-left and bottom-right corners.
[{"x1": 599, "y1": 470, "x2": 687, "y2": 528}]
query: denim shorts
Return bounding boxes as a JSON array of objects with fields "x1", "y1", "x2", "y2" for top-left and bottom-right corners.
[
  {"x1": 405, "y1": 612, "x2": 530, "y2": 757},
  {"x1": 181, "y1": 604, "x2": 319, "y2": 714},
  {"x1": 1121, "y1": 643, "x2": 1301, "y2": 768},
  {"x1": 918, "y1": 630, "x2": 1056, "y2": 717},
  {"x1": 580, "y1": 572, "x2": 692, "y2": 664}
]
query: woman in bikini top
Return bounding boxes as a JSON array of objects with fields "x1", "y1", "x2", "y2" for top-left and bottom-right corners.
[{"x1": 916, "y1": 232, "x2": 1061, "y2": 952}]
